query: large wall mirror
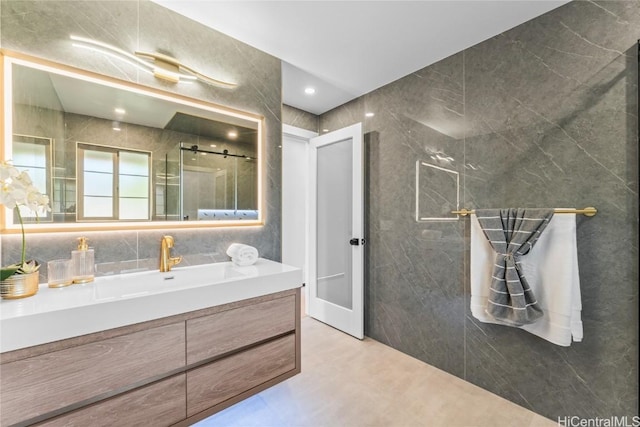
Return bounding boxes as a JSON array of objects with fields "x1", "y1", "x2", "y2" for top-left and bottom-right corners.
[{"x1": 1, "y1": 51, "x2": 263, "y2": 232}]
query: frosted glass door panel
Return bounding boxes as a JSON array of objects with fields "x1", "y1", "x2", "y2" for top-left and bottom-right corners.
[
  {"x1": 316, "y1": 139, "x2": 353, "y2": 310},
  {"x1": 308, "y1": 122, "x2": 363, "y2": 339}
]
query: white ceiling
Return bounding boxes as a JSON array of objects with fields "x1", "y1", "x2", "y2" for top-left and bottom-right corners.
[{"x1": 152, "y1": 1, "x2": 569, "y2": 115}]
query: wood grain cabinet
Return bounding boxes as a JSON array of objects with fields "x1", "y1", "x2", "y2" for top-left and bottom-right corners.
[
  {"x1": 35, "y1": 375, "x2": 187, "y2": 427},
  {"x1": 0, "y1": 288, "x2": 300, "y2": 427},
  {"x1": 187, "y1": 294, "x2": 296, "y2": 364},
  {"x1": 187, "y1": 334, "x2": 296, "y2": 417}
]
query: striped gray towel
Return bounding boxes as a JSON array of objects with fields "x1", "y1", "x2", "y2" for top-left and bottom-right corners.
[{"x1": 475, "y1": 208, "x2": 554, "y2": 326}]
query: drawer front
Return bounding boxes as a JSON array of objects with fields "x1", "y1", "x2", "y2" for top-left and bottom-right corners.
[
  {"x1": 1, "y1": 322, "x2": 185, "y2": 426},
  {"x1": 37, "y1": 374, "x2": 186, "y2": 427},
  {"x1": 186, "y1": 295, "x2": 295, "y2": 364},
  {"x1": 187, "y1": 334, "x2": 296, "y2": 417}
]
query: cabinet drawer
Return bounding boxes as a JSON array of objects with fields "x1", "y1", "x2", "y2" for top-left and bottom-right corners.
[
  {"x1": 36, "y1": 374, "x2": 186, "y2": 427},
  {"x1": 1, "y1": 323, "x2": 185, "y2": 426},
  {"x1": 186, "y1": 334, "x2": 296, "y2": 417},
  {"x1": 186, "y1": 295, "x2": 295, "y2": 364}
]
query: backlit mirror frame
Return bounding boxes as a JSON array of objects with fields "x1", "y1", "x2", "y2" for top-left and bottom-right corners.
[{"x1": 1, "y1": 50, "x2": 265, "y2": 233}]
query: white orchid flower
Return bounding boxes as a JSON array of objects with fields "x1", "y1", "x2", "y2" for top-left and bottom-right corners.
[
  {"x1": 16, "y1": 170, "x2": 33, "y2": 186},
  {"x1": 1, "y1": 160, "x2": 51, "y2": 280},
  {"x1": 0, "y1": 162, "x2": 20, "y2": 180},
  {"x1": 0, "y1": 161, "x2": 50, "y2": 212}
]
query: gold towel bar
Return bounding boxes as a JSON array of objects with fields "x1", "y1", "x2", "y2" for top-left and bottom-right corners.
[{"x1": 451, "y1": 207, "x2": 597, "y2": 217}]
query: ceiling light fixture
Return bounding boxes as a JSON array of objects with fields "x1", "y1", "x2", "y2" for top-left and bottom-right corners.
[
  {"x1": 365, "y1": 112, "x2": 375, "y2": 117},
  {"x1": 70, "y1": 35, "x2": 153, "y2": 76},
  {"x1": 114, "y1": 107, "x2": 126, "y2": 114},
  {"x1": 304, "y1": 87, "x2": 316, "y2": 95},
  {"x1": 227, "y1": 130, "x2": 238, "y2": 139},
  {"x1": 70, "y1": 35, "x2": 237, "y2": 88}
]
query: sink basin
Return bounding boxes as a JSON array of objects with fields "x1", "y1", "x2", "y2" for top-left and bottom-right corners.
[
  {"x1": 93, "y1": 263, "x2": 250, "y2": 300},
  {"x1": 0, "y1": 258, "x2": 302, "y2": 353}
]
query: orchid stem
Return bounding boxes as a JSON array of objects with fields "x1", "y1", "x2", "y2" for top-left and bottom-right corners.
[{"x1": 16, "y1": 207, "x2": 26, "y2": 267}]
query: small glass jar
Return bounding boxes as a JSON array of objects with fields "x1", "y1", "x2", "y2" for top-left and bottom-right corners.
[
  {"x1": 72, "y1": 248, "x2": 95, "y2": 284},
  {"x1": 47, "y1": 259, "x2": 74, "y2": 288}
]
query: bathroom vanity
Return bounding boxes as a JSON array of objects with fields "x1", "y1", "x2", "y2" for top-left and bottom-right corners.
[{"x1": 0, "y1": 259, "x2": 302, "y2": 426}]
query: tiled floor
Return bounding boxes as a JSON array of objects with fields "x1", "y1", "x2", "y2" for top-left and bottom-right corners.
[{"x1": 195, "y1": 317, "x2": 556, "y2": 427}]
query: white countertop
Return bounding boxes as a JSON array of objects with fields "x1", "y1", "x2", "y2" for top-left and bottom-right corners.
[{"x1": 0, "y1": 258, "x2": 302, "y2": 353}]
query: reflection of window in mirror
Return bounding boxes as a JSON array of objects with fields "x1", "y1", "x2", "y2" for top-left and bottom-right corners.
[
  {"x1": 12, "y1": 135, "x2": 52, "y2": 222},
  {"x1": 77, "y1": 143, "x2": 151, "y2": 221}
]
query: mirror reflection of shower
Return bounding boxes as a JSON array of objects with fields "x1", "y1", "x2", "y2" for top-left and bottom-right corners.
[
  {"x1": 155, "y1": 150, "x2": 181, "y2": 221},
  {"x1": 179, "y1": 142, "x2": 257, "y2": 221}
]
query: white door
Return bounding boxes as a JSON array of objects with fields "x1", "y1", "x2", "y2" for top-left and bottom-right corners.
[{"x1": 309, "y1": 123, "x2": 364, "y2": 339}]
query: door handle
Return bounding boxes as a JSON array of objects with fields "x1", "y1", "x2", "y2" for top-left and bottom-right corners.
[{"x1": 349, "y1": 238, "x2": 366, "y2": 246}]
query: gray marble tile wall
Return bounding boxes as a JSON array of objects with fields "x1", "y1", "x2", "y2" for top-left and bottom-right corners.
[
  {"x1": 282, "y1": 104, "x2": 319, "y2": 133},
  {"x1": 321, "y1": 1, "x2": 639, "y2": 420},
  {"x1": 1, "y1": 0, "x2": 282, "y2": 279}
]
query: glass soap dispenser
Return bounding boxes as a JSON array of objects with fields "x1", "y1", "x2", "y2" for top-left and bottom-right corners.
[{"x1": 72, "y1": 237, "x2": 95, "y2": 284}]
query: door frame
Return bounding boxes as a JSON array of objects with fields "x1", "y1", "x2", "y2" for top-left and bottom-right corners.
[{"x1": 282, "y1": 124, "x2": 317, "y2": 316}]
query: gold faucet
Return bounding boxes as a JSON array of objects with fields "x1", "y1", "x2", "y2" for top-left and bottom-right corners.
[{"x1": 160, "y1": 235, "x2": 182, "y2": 272}]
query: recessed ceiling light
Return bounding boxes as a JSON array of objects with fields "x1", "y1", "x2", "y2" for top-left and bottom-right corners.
[
  {"x1": 227, "y1": 130, "x2": 238, "y2": 139},
  {"x1": 365, "y1": 112, "x2": 375, "y2": 117},
  {"x1": 210, "y1": 144, "x2": 217, "y2": 148},
  {"x1": 304, "y1": 87, "x2": 316, "y2": 95},
  {"x1": 112, "y1": 127, "x2": 121, "y2": 131},
  {"x1": 322, "y1": 129, "x2": 329, "y2": 133},
  {"x1": 114, "y1": 107, "x2": 126, "y2": 114}
]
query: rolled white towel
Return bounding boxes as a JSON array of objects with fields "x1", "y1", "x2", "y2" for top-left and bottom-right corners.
[{"x1": 226, "y1": 243, "x2": 259, "y2": 266}]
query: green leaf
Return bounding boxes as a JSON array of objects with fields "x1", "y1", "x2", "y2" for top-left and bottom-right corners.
[{"x1": 1, "y1": 266, "x2": 20, "y2": 281}]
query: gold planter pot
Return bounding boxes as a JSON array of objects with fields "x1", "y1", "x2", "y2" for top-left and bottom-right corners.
[{"x1": 0, "y1": 271, "x2": 40, "y2": 299}]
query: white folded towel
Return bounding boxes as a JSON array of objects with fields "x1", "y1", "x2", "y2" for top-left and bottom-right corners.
[
  {"x1": 226, "y1": 243, "x2": 259, "y2": 266},
  {"x1": 470, "y1": 213, "x2": 582, "y2": 346}
]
